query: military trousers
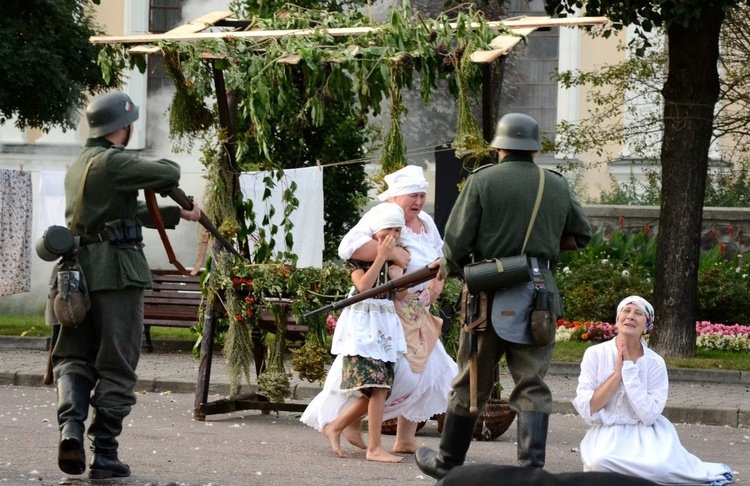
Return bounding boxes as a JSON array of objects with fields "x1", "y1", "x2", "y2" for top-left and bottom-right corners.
[
  {"x1": 447, "y1": 323, "x2": 555, "y2": 417},
  {"x1": 52, "y1": 286, "x2": 144, "y2": 417}
]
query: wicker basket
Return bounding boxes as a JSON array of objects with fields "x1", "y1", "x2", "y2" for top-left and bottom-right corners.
[
  {"x1": 436, "y1": 399, "x2": 516, "y2": 441},
  {"x1": 380, "y1": 417, "x2": 426, "y2": 435}
]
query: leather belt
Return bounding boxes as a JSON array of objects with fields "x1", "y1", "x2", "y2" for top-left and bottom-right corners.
[
  {"x1": 78, "y1": 229, "x2": 110, "y2": 246},
  {"x1": 528, "y1": 256, "x2": 556, "y2": 272}
]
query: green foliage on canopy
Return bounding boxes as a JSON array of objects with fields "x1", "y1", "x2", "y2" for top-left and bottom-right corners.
[{"x1": 0, "y1": 0, "x2": 117, "y2": 131}]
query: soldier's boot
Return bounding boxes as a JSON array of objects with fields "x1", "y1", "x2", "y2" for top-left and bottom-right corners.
[
  {"x1": 415, "y1": 411, "x2": 477, "y2": 479},
  {"x1": 517, "y1": 411, "x2": 549, "y2": 468},
  {"x1": 88, "y1": 408, "x2": 131, "y2": 479},
  {"x1": 56, "y1": 373, "x2": 93, "y2": 475}
]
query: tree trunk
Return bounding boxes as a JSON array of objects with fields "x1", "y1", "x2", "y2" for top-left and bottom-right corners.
[{"x1": 652, "y1": 10, "x2": 724, "y2": 357}]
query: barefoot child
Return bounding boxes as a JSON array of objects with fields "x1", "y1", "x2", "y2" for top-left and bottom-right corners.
[{"x1": 302, "y1": 203, "x2": 408, "y2": 462}]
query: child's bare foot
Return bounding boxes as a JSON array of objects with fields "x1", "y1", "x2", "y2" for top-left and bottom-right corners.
[
  {"x1": 342, "y1": 422, "x2": 366, "y2": 450},
  {"x1": 322, "y1": 425, "x2": 345, "y2": 458},
  {"x1": 391, "y1": 439, "x2": 419, "y2": 454},
  {"x1": 366, "y1": 446, "x2": 404, "y2": 463}
]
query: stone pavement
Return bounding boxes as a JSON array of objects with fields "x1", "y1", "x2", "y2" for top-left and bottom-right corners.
[{"x1": 1, "y1": 337, "x2": 749, "y2": 427}]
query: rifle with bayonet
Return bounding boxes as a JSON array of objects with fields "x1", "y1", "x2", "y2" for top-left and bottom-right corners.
[{"x1": 303, "y1": 263, "x2": 440, "y2": 319}]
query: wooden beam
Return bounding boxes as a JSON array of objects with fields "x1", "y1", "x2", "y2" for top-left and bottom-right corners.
[
  {"x1": 470, "y1": 27, "x2": 536, "y2": 64},
  {"x1": 91, "y1": 15, "x2": 609, "y2": 45},
  {"x1": 128, "y1": 11, "x2": 235, "y2": 55}
]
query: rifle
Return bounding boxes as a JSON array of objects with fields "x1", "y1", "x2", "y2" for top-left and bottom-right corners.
[
  {"x1": 303, "y1": 263, "x2": 439, "y2": 319},
  {"x1": 167, "y1": 188, "x2": 245, "y2": 261}
]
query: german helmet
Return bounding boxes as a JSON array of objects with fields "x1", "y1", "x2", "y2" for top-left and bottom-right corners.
[
  {"x1": 490, "y1": 113, "x2": 541, "y2": 152},
  {"x1": 86, "y1": 91, "x2": 139, "y2": 138}
]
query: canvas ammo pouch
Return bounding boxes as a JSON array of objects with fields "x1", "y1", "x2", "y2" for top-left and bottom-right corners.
[
  {"x1": 463, "y1": 255, "x2": 532, "y2": 295},
  {"x1": 529, "y1": 260, "x2": 556, "y2": 346}
]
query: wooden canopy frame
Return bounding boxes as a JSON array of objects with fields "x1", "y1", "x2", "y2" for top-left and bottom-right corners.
[{"x1": 91, "y1": 11, "x2": 608, "y2": 420}]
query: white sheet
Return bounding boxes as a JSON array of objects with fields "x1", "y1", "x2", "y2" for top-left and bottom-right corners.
[{"x1": 239, "y1": 167, "x2": 324, "y2": 268}]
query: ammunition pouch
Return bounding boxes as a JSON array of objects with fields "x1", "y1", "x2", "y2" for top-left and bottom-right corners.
[{"x1": 79, "y1": 219, "x2": 143, "y2": 246}]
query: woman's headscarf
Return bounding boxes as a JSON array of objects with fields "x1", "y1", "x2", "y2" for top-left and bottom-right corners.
[
  {"x1": 377, "y1": 165, "x2": 429, "y2": 201},
  {"x1": 363, "y1": 202, "x2": 405, "y2": 235},
  {"x1": 616, "y1": 295, "x2": 655, "y2": 334}
]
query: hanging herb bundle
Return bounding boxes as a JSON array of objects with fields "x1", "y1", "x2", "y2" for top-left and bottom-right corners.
[
  {"x1": 162, "y1": 48, "x2": 214, "y2": 150},
  {"x1": 213, "y1": 251, "x2": 254, "y2": 396},
  {"x1": 291, "y1": 334, "x2": 329, "y2": 384},
  {"x1": 452, "y1": 41, "x2": 495, "y2": 171},
  {"x1": 374, "y1": 59, "x2": 408, "y2": 188},
  {"x1": 257, "y1": 302, "x2": 292, "y2": 402}
]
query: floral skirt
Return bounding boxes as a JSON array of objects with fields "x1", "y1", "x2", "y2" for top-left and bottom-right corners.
[
  {"x1": 340, "y1": 355, "x2": 394, "y2": 396},
  {"x1": 300, "y1": 340, "x2": 457, "y2": 431}
]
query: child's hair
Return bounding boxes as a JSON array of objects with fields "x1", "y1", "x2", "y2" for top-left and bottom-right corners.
[{"x1": 362, "y1": 202, "x2": 405, "y2": 235}]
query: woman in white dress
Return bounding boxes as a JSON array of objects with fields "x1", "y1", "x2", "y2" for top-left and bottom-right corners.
[
  {"x1": 301, "y1": 165, "x2": 458, "y2": 454},
  {"x1": 573, "y1": 295, "x2": 734, "y2": 485}
]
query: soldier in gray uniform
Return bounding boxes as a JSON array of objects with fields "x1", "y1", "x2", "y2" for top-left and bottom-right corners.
[
  {"x1": 416, "y1": 113, "x2": 592, "y2": 479},
  {"x1": 50, "y1": 91, "x2": 201, "y2": 479}
]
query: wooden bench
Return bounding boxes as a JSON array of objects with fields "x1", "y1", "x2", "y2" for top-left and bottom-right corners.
[
  {"x1": 142, "y1": 271, "x2": 310, "y2": 352},
  {"x1": 143, "y1": 270, "x2": 203, "y2": 352}
]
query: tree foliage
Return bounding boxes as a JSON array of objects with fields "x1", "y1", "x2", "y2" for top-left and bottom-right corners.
[
  {"x1": 100, "y1": 1, "x2": 501, "y2": 260},
  {"x1": 0, "y1": 0, "x2": 117, "y2": 131},
  {"x1": 545, "y1": 0, "x2": 750, "y2": 358}
]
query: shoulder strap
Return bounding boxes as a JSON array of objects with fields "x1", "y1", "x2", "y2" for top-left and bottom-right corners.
[
  {"x1": 521, "y1": 165, "x2": 545, "y2": 254},
  {"x1": 144, "y1": 188, "x2": 190, "y2": 275},
  {"x1": 70, "y1": 148, "x2": 107, "y2": 229}
]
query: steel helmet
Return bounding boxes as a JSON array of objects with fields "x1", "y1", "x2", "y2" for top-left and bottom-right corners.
[
  {"x1": 490, "y1": 113, "x2": 541, "y2": 152},
  {"x1": 85, "y1": 91, "x2": 139, "y2": 138}
]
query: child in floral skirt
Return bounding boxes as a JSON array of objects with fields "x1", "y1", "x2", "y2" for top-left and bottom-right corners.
[{"x1": 302, "y1": 203, "x2": 407, "y2": 462}]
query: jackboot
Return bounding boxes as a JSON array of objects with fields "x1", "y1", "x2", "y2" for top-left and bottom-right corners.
[
  {"x1": 516, "y1": 411, "x2": 549, "y2": 467},
  {"x1": 415, "y1": 411, "x2": 477, "y2": 479},
  {"x1": 56, "y1": 373, "x2": 93, "y2": 475},
  {"x1": 88, "y1": 408, "x2": 131, "y2": 479}
]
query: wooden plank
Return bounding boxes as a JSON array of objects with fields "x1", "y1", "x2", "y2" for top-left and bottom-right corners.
[
  {"x1": 470, "y1": 27, "x2": 537, "y2": 64},
  {"x1": 91, "y1": 16, "x2": 609, "y2": 45},
  {"x1": 129, "y1": 11, "x2": 234, "y2": 54}
]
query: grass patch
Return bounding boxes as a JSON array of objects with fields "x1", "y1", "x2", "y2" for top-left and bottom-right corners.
[
  {"x1": 552, "y1": 339, "x2": 750, "y2": 371},
  {"x1": 0, "y1": 314, "x2": 197, "y2": 341},
  {"x1": 3, "y1": 314, "x2": 749, "y2": 371}
]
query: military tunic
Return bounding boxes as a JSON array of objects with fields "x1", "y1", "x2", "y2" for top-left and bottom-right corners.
[
  {"x1": 51, "y1": 137, "x2": 185, "y2": 431},
  {"x1": 441, "y1": 153, "x2": 591, "y2": 416}
]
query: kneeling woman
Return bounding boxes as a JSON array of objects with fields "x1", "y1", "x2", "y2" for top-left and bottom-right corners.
[{"x1": 573, "y1": 296, "x2": 734, "y2": 485}]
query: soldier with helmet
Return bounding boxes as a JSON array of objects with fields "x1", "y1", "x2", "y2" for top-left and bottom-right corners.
[
  {"x1": 49, "y1": 91, "x2": 201, "y2": 479},
  {"x1": 416, "y1": 113, "x2": 592, "y2": 479}
]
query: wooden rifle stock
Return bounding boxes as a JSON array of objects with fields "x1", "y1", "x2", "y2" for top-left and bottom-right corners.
[
  {"x1": 43, "y1": 324, "x2": 60, "y2": 386},
  {"x1": 303, "y1": 264, "x2": 439, "y2": 319},
  {"x1": 168, "y1": 188, "x2": 245, "y2": 260}
]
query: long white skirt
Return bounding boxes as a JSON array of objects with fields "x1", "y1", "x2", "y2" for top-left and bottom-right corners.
[
  {"x1": 580, "y1": 415, "x2": 734, "y2": 485},
  {"x1": 301, "y1": 340, "x2": 457, "y2": 431}
]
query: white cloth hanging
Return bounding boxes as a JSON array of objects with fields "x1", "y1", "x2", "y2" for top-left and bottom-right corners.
[
  {"x1": 239, "y1": 167, "x2": 324, "y2": 268},
  {"x1": 0, "y1": 168, "x2": 33, "y2": 296},
  {"x1": 38, "y1": 171, "x2": 67, "y2": 239}
]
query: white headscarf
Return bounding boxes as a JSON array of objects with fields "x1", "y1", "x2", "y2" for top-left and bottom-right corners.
[
  {"x1": 377, "y1": 165, "x2": 429, "y2": 201},
  {"x1": 616, "y1": 295, "x2": 655, "y2": 334},
  {"x1": 363, "y1": 202, "x2": 405, "y2": 235}
]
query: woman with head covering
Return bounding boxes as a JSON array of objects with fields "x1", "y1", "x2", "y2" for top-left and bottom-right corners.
[
  {"x1": 302, "y1": 165, "x2": 457, "y2": 455},
  {"x1": 573, "y1": 296, "x2": 734, "y2": 485}
]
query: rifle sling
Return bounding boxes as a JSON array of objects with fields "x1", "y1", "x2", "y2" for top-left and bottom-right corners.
[{"x1": 144, "y1": 188, "x2": 190, "y2": 276}]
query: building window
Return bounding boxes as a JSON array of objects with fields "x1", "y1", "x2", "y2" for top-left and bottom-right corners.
[{"x1": 503, "y1": 0, "x2": 559, "y2": 142}]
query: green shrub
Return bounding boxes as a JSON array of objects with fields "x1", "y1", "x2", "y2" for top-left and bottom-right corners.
[
  {"x1": 557, "y1": 260, "x2": 654, "y2": 322},
  {"x1": 558, "y1": 228, "x2": 750, "y2": 325}
]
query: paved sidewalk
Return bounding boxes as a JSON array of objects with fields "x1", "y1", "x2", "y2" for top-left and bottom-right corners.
[{"x1": 1, "y1": 337, "x2": 748, "y2": 427}]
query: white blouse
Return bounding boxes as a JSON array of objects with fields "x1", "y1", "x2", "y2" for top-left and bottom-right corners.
[{"x1": 573, "y1": 337, "x2": 669, "y2": 427}]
